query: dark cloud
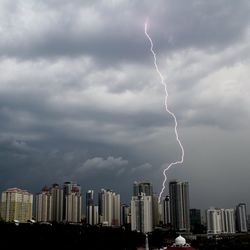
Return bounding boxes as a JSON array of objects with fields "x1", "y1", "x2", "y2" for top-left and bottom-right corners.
[{"x1": 0, "y1": 0, "x2": 250, "y2": 211}]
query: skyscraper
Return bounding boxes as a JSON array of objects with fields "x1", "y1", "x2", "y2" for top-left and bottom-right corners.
[
  {"x1": 86, "y1": 190, "x2": 95, "y2": 225},
  {"x1": 163, "y1": 195, "x2": 171, "y2": 225},
  {"x1": 190, "y1": 208, "x2": 201, "y2": 232},
  {"x1": 36, "y1": 186, "x2": 52, "y2": 222},
  {"x1": 221, "y1": 208, "x2": 236, "y2": 234},
  {"x1": 133, "y1": 181, "x2": 159, "y2": 227},
  {"x1": 133, "y1": 181, "x2": 153, "y2": 196},
  {"x1": 121, "y1": 204, "x2": 130, "y2": 225},
  {"x1": 131, "y1": 193, "x2": 153, "y2": 233},
  {"x1": 65, "y1": 185, "x2": 82, "y2": 222},
  {"x1": 169, "y1": 180, "x2": 190, "y2": 232},
  {"x1": 0, "y1": 187, "x2": 33, "y2": 222},
  {"x1": 206, "y1": 207, "x2": 222, "y2": 234},
  {"x1": 152, "y1": 194, "x2": 160, "y2": 226},
  {"x1": 50, "y1": 183, "x2": 63, "y2": 222},
  {"x1": 63, "y1": 181, "x2": 82, "y2": 222},
  {"x1": 63, "y1": 182, "x2": 82, "y2": 222},
  {"x1": 236, "y1": 203, "x2": 248, "y2": 233},
  {"x1": 206, "y1": 207, "x2": 236, "y2": 234},
  {"x1": 98, "y1": 189, "x2": 120, "y2": 226},
  {"x1": 93, "y1": 205, "x2": 99, "y2": 225}
]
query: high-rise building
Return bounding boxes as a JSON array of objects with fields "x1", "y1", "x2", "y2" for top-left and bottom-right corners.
[
  {"x1": 163, "y1": 195, "x2": 171, "y2": 225},
  {"x1": 133, "y1": 181, "x2": 159, "y2": 227},
  {"x1": 35, "y1": 186, "x2": 52, "y2": 222},
  {"x1": 0, "y1": 187, "x2": 33, "y2": 222},
  {"x1": 50, "y1": 184, "x2": 63, "y2": 222},
  {"x1": 190, "y1": 209, "x2": 201, "y2": 225},
  {"x1": 65, "y1": 185, "x2": 82, "y2": 222},
  {"x1": 133, "y1": 181, "x2": 153, "y2": 196},
  {"x1": 93, "y1": 205, "x2": 99, "y2": 225},
  {"x1": 63, "y1": 181, "x2": 82, "y2": 222},
  {"x1": 206, "y1": 207, "x2": 222, "y2": 234},
  {"x1": 35, "y1": 182, "x2": 82, "y2": 223},
  {"x1": 86, "y1": 190, "x2": 95, "y2": 225},
  {"x1": 221, "y1": 208, "x2": 235, "y2": 234},
  {"x1": 98, "y1": 189, "x2": 120, "y2": 226},
  {"x1": 247, "y1": 214, "x2": 250, "y2": 230},
  {"x1": 152, "y1": 194, "x2": 160, "y2": 226},
  {"x1": 190, "y1": 208, "x2": 201, "y2": 232},
  {"x1": 206, "y1": 207, "x2": 236, "y2": 234},
  {"x1": 236, "y1": 203, "x2": 248, "y2": 233},
  {"x1": 169, "y1": 180, "x2": 190, "y2": 232},
  {"x1": 131, "y1": 192, "x2": 152, "y2": 233},
  {"x1": 121, "y1": 204, "x2": 130, "y2": 225}
]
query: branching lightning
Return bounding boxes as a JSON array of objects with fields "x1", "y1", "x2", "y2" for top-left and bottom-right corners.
[{"x1": 144, "y1": 21, "x2": 184, "y2": 203}]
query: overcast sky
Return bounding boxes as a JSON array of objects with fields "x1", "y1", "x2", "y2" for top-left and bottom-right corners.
[{"x1": 1, "y1": 0, "x2": 250, "y2": 212}]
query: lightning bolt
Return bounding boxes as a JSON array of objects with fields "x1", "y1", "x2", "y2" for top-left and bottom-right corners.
[{"x1": 144, "y1": 21, "x2": 184, "y2": 203}]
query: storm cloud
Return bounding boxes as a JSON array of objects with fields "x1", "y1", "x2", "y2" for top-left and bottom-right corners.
[{"x1": 0, "y1": 0, "x2": 250, "y2": 212}]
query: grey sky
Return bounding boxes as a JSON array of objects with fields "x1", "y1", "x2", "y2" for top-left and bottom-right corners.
[{"x1": 0, "y1": 0, "x2": 250, "y2": 212}]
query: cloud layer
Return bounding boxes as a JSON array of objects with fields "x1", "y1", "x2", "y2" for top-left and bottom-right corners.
[{"x1": 1, "y1": 0, "x2": 250, "y2": 211}]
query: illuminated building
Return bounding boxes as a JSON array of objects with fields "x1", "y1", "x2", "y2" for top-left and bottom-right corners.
[{"x1": 0, "y1": 187, "x2": 33, "y2": 222}]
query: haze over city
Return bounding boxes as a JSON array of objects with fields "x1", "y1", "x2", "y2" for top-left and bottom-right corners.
[{"x1": 0, "y1": 0, "x2": 250, "y2": 212}]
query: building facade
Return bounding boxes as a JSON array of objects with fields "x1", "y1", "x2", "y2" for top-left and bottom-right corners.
[
  {"x1": 221, "y1": 208, "x2": 236, "y2": 234},
  {"x1": 131, "y1": 193, "x2": 153, "y2": 233},
  {"x1": 36, "y1": 182, "x2": 82, "y2": 223},
  {"x1": 236, "y1": 203, "x2": 248, "y2": 233},
  {"x1": 206, "y1": 208, "x2": 223, "y2": 234},
  {"x1": 51, "y1": 183, "x2": 63, "y2": 222},
  {"x1": 133, "y1": 181, "x2": 160, "y2": 227},
  {"x1": 63, "y1": 182, "x2": 82, "y2": 222},
  {"x1": 206, "y1": 207, "x2": 236, "y2": 234},
  {"x1": 133, "y1": 181, "x2": 153, "y2": 196},
  {"x1": 190, "y1": 208, "x2": 201, "y2": 232},
  {"x1": 121, "y1": 204, "x2": 131, "y2": 225},
  {"x1": 35, "y1": 186, "x2": 52, "y2": 222},
  {"x1": 65, "y1": 187, "x2": 82, "y2": 222},
  {"x1": 163, "y1": 195, "x2": 171, "y2": 225},
  {"x1": 98, "y1": 189, "x2": 120, "y2": 226},
  {"x1": 0, "y1": 187, "x2": 33, "y2": 222},
  {"x1": 169, "y1": 180, "x2": 190, "y2": 232},
  {"x1": 86, "y1": 190, "x2": 95, "y2": 225}
]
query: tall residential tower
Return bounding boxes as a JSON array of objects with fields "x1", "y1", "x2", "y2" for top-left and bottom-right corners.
[
  {"x1": 236, "y1": 203, "x2": 248, "y2": 233},
  {"x1": 169, "y1": 180, "x2": 190, "y2": 232},
  {"x1": 0, "y1": 187, "x2": 33, "y2": 222}
]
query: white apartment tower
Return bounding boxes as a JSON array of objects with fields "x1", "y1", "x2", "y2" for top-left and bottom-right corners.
[
  {"x1": 64, "y1": 183, "x2": 82, "y2": 223},
  {"x1": 121, "y1": 204, "x2": 131, "y2": 225},
  {"x1": 0, "y1": 187, "x2": 33, "y2": 222},
  {"x1": 35, "y1": 186, "x2": 52, "y2": 222},
  {"x1": 133, "y1": 181, "x2": 153, "y2": 196},
  {"x1": 65, "y1": 190, "x2": 82, "y2": 222},
  {"x1": 131, "y1": 193, "x2": 153, "y2": 233},
  {"x1": 206, "y1": 207, "x2": 236, "y2": 234},
  {"x1": 133, "y1": 181, "x2": 160, "y2": 227},
  {"x1": 93, "y1": 206, "x2": 99, "y2": 225},
  {"x1": 98, "y1": 189, "x2": 121, "y2": 226},
  {"x1": 206, "y1": 208, "x2": 223, "y2": 234},
  {"x1": 36, "y1": 182, "x2": 82, "y2": 223},
  {"x1": 51, "y1": 184, "x2": 63, "y2": 222},
  {"x1": 221, "y1": 208, "x2": 236, "y2": 234}
]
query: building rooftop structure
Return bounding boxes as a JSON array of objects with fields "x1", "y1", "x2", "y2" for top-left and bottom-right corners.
[{"x1": 167, "y1": 235, "x2": 196, "y2": 250}]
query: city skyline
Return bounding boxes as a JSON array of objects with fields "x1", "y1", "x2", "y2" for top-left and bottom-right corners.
[
  {"x1": 1, "y1": 179, "x2": 249, "y2": 214},
  {"x1": 1, "y1": 180, "x2": 248, "y2": 237},
  {"x1": 0, "y1": 0, "x2": 250, "y2": 212}
]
